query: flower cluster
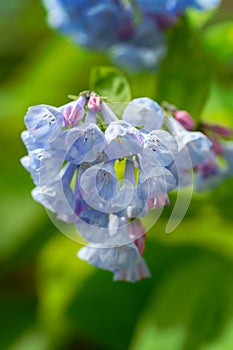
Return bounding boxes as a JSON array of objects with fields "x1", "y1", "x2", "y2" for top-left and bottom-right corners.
[
  {"x1": 42, "y1": 0, "x2": 220, "y2": 72},
  {"x1": 162, "y1": 102, "x2": 233, "y2": 191},
  {"x1": 22, "y1": 91, "x2": 230, "y2": 282}
]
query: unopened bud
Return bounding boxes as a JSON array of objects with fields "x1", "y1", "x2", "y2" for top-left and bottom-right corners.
[{"x1": 174, "y1": 110, "x2": 195, "y2": 131}]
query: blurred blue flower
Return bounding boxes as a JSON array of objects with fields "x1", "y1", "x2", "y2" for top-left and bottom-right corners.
[
  {"x1": 42, "y1": 0, "x2": 220, "y2": 72},
  {"x1": 137, "y1": 0, "x2": 220, "y2": 13}
]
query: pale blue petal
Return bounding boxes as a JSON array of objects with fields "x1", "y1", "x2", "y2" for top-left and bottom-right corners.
[
  {"x1": 138, "y1": 166, "x2": 176, "y2": 199},
  {"x1": 75, "y1": 209, "x2": 110, "y2": 244},
  {"x1": 24, "y1": 104, "x2": 63, "y2": 144},
  {"x1": 142, "y1": 130, "x2": 178, "y2": 168},
  {"x1": 78, "y1": 242, "x2": 140, "y2": 271},
  {"x1": 79, "y1": 161, "x2": 134, "y2": 213},
  {"x1": 101, "y1": 101, "x2": 118, "y2": 124},
  {"x1": 65, "y1": 124, "x2": 106, "y2": 164},
  {"x1": 105, "y1": 121, "x2": 143, "y2": 159},
  {"x1": 122, "y1": 97, "x2": 164, "y2": 132},
  {"x1": 113, "y1": 257, "x2": 151, "y2": 282},
  {"x1": 167, "y1": 116, "x2": 212, "y2": 169}
]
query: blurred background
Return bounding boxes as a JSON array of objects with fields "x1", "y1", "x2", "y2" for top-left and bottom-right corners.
[{"x1": 0, "y1": 1, "x2": 233, "y2": 349}]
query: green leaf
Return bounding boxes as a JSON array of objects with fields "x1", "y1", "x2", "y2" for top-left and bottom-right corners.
[
  {"x1": 9, "y1": 330, "x2": 49, "y2": 350},
  {"x1": 146, "y1": 188, "x2": 233, "y2": 261},
  {"x1": 130, "y1": 251, "x2": 233, "y2": 350},
  {"x1": 202, "y1": 22, "x2": 233, "y2": 86},
  {"x1": 90, "y1": 66, "x2": 131, "y2": 102},
  {"x1": 36, "y1": 235, "x2": 94, "y2": 340},
  {"x1": 0, "y1": 293, "x2": 37, "y2": 349},
  {"x1": 66, "y1": 266, "x2": 154, "y2": 350},
  {"x1": 201, "y1": 82, "x2": 233, "y2": 126},
  {"x1": 155, "y1": 16, "x2": 212, "y2": 118}
]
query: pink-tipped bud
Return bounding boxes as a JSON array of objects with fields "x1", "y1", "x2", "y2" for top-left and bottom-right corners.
[
  {"x1": 62, "y1": 95, "x2": 86, "y2": 128},
  {"x1": 202, "y1": 123, "x2": 233, "y2": 139},
  {"x1": 88, "y1": 95, "x2": 101, "y2": 113},
  {"x1": 208, "y1": 136, "x2": 223, "y2": 155},
  {"x1": 129, "y1": 220, "x2": 146, "y2": 255},
  {"x1": 174, "y1": 110, "x2": 195, "y2": 131}
]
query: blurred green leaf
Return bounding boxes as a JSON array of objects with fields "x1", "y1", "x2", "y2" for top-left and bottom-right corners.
[
  {"x1": 36, "y1": 234, "x2": 94, "y2": 345},
  {"x1": 0, "y1": 0, "x2": 51, "y2": 83},
  {"x1": 90, "y1": 66, "x2": 131, "y2": 102},
  {"x1": 146, "y1": 189, "x2": 233, "y2": 262},
  {"x1": 130, "y1": 252, "x2": 233, "y2": 350},
  {"x1": 155, "y1": 16, "x2": 212, "y2": 118},
  {"x1": 0, "y1": 36, "x2": 109, "y2": 130},
  {"x1": 0, "y1": 293, "x2": 37, "y2": 349},
  {"x1": 201, "y1": 82, "x2": 233, "y2": 126},
  {"x1": 202, "y1": 319, "x2": 233, "y2": 350},
  {"x1": 0, "y1": 168, "x2": 47, "y2": 262},
  {"x1": 9, "y1": 330, "x2": 49, "y2": 350},
  {"x1": 66, "y1": 272, "x2": 154, "y2": 350},
  {"x1": 202, "y1": 22, "x2": 233, "y2": 86}
]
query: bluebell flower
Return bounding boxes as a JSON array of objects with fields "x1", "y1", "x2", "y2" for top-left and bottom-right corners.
[
  {"x1": 77, "y1": 217, "x2": 150, "y2": 282},
  {"x1": 22, "y1": 91, "x2": 230, "y2": 281},
  {"x1": 138, "y1": 166, "x2": 177, "y2": 201},
  {"x1": 105, "y1": 120, "x2": 143, "y2": 159},
  {"x1": 32, "y1": 163, "x2": 77, "y2": 221},
  {"x1": 166, "y1": 116, "x2": 212, "y2": 170},
  {"x1": 122, "y1": 97, "x2": 164, "y2": 133},
  {"x1": 194, "y1": 140, "x2": 233, "y2": 191},
  {"x1": 75, "y1": 208, "x2": 110, "y2": 244},
  {"x1": 20, "y1": 148, "x2": 45, "y2": 185},
  {"x1": 21, "y1": 130, "x2": 44, "y2": 152},
  {"x1": 60, "y1": 95, "x2": 86, "y2": 128},
  {"x1": 115, "y1": 160, "x2": 148, "y2": 219},
  {"x1": 109, "y1": 16, "x2": 167, "y2": 72},
  {"x1": 100, "y1": 101, "x2": 118, "y2": 124},
  {"x1": 79, "y1": 160, "x2": 134, "y2": 214},
  {"x1": 194, "y1": 152, "x2": 227, "y2": 191},
  {"x1": 43, "y1": 0, "x2": 132, "y2": 49},
  {"x1": 192, "y1": 121, "x2": 233, "y2": 191},
  {"x1": 65, "y1": 123, "x2": 106, "y2": 164},
  {"x1": 21, "y1": 131, "x2": 67, "y2": 186},
  {"x1": 24, "y1": 104, "x2": 64, "y2": 144},
  {"x1": 42, "y1": 0, "x2": 166, "y2": 72},
  {"x1": 141, "y1": 130, "x2": 178, "y2": 168},
  {"x1": 137, "y1": 0, "x2": 220, "y2": 14},
  {"x1": 42, "y1": 0, "x2": 220, "y2": 72},
  {"x1": 186, "y1": 0, "x2": 221, "y2": 11}
]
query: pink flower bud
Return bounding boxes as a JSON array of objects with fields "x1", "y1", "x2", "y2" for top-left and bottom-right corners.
[
  {"x1": 208, "y1": 136, "x2": 223, "y2": 155},
  {"x1": 62, "y1": 95, "x2": 86, "y2": 128},
  {"x1": 88, "y1": 95, "x2": 101, "y2": 113},
  {"x1": 203, "y1": 123, "x2": 232, "y2": 138},
  {"x1": 174, "y1": 110, "x2": 195, "y2": 130}
]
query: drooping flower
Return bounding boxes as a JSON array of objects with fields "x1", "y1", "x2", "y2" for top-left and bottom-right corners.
[
  {"x1": 166, "y1": 116, "x2": 212, "y2": 179},
  {"x1": 78, "y1": 217, "x2": 150, "y2": 282}
]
